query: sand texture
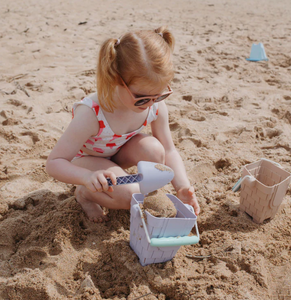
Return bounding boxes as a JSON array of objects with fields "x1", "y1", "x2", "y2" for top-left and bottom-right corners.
[
  {"x1": 1, "y1": 0, "x2": 291, "y2": 299},
  {"x1": 142, "y1": 190, "x2": 177, "y2": 218}
]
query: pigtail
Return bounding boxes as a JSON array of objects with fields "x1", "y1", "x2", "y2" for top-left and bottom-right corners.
[
  {"x1": 155, "y1": 26, "x2": 175, "y2": 52},
  {"x1": 96, "y1": 38, "x2": 120, "y2": 112}
]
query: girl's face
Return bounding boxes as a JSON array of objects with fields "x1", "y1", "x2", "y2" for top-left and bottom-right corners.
[{"x1": 117, "y1": 79, "x2": 169, "y2": 112}]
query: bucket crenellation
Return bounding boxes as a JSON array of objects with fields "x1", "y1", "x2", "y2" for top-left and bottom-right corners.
[
  {"x1": 239, "y1": 159, "x2": 291, "y2": 223},
  {"x1": 130, "y1": 193, "x2": 199, "y2": 266}
]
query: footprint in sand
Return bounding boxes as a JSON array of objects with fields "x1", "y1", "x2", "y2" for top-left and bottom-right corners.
[
  {"x1": 273, "y1": 54, "x2": 291, "y2": 68},
  {"x1": 284, "y1": 111, "x2": 291, "y2": 124},
  {"x1": 182, "y1": 95, "x2": 192, "y2": 101},
  {"x1": 2, "y1": 118, "x2": 21, "y2": 126},
  {"x1": 0, "y1": 109, "x2": 21, "y2": 126},
  {"x1": 0, "y1": 127, "x2": 19, "y2": 143},
  {"x1": 6, "y1": 99, "x2": 33, "y2": 114},
  {"x1": 177, "y1": 127, "x2": 207, "y2": 148},
  {"x1": 178, "y1": 127, "x2": 192, "y2": 138},
  {"x1": 265, "y1": 78, "x2": 282, "y2": 87},
  {"x1": 24, "y1": 82, "x2": 54, "y2": 93},
  {"x1": 254, "y1": 125, "x2": 282, "y2": 139},
  {"x1": 169, "y1": 120, "x2": 180, "y2": 131},
  {"x1": 7, "y1": 99, "x2": 24, "y2": 107},
  {"x1": 9, "y1": 247, "x2": 48, "y2": 270},
  {"x1": 214, "y1": 158, "x2": 232, "y2": 171},
  {"x1": 20, "y1": 131, "x2": 40, "y2": 144},
  {"x1": 265, "y1": 128, "x2": 283, "y2": 138},
  {"x1": 188, "y1": 113, "x2": 206, "y2": 121}
]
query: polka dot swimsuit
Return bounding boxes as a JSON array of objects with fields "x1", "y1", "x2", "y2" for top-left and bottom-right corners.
[{"x1": 72, "y1": 95, "x2": 159, "y2": 159}]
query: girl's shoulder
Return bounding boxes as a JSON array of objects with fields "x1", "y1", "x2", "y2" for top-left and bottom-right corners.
[
  {"x1": 86, "y1": 92, "x2": 98, "y2": 103},
  {"x1": 149, "y1": 101, "x2": 169, "y2": 125},
  {"x1": 72, "y1": 93, "x2": 100, "y2": 117},
  {"x1": 147, "y1": 102, "x2": 159, "y2": 123}
]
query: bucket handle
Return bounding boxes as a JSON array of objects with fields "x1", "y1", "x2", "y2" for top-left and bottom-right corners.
[
  {"x1": 136, "y1": 205, "x2": 200, "y2": 247},
  {"x1": 232, "y1": 175, "x2": 256, "y2": 192},
  {"x1": 232, "y1": 158, "x2": 282, "y2": 192}
]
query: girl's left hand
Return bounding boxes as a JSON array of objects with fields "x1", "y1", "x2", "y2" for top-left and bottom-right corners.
[{"x1": 176, "y1": 186, "x2": 200, "y2": 216}]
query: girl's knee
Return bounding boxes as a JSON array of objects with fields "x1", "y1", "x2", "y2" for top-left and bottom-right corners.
[
  {"x1": 135, "y1": 135, "x2": 165, "y2": 163},
  {"x1": 146, "y1": 137, "x2": 165, "y2": 164},
  {"x1": 118, "y1": 198, "x2": 131, "y2": 210},
  {"x1": 113, "y1": 134, "x2": 165, "y2": 167}
]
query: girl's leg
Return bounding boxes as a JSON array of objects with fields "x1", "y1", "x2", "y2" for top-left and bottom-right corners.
[
  {"x1": 111, "y1": 133, "x2": 165, "y2": 169},
  {"x1": 73, "y1": 134, "x2": 165, "y2": 223},
  {"x1": 72, "y1": 156, "x2": 139, "y2": 222}
]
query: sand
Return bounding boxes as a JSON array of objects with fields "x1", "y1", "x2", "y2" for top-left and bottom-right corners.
[
  {"x1": 142, "y1": 190, "x2": 177, "y2": 218},
  {"x1": 1, "y1": 0, "x2": 291, "y2": 299}
]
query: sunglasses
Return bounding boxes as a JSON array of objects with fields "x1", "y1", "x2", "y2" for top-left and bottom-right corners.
[{"x1": 120, "y1": 77, "x2": 173, "y2": 106}]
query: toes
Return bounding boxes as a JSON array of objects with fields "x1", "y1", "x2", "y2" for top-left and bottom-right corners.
[
  {"x1": 91, "y1": 216, "x2": 104, "y2": 223},
  {"x1": 93, "y1": 215, "x2": 110, "y2": 223},
  {"x1": 74, "y1": 197, "x2": 110, "y2": 223}
]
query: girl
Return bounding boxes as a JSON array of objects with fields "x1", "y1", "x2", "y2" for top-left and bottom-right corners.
[{"x1": 46, "y1": 26, "x2": 200, "y2": 222}]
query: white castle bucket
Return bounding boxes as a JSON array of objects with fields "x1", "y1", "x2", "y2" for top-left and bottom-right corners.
[{"x1": 233, "y1": 159, "x2": 291, "y2": 223}]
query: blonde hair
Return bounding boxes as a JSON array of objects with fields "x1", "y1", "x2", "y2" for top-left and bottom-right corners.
[{"x1": 96, "y1": 26, "x2": 175, "y2": 112}]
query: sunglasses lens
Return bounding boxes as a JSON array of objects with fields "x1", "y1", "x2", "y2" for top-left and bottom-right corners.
[
  {"x1": 155, "y1": 94, "x2": 170, "y2": 102},
  {"x1": 134, "y1": 98, "x2": 151, "y2": 106}
]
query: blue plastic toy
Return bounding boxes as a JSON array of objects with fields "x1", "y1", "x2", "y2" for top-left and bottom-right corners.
[{"x1": 246, "y1": 43, "x2": 268, "y2": 62}]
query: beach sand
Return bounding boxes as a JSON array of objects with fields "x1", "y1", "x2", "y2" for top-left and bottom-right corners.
[{"x1": 0, "y1": 0, "x2": 291, "y2": 299}]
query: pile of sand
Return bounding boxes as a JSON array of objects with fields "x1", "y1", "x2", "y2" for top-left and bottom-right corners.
[{"x1": 142, "y1": 190, "x2": 177, "y2": 218}]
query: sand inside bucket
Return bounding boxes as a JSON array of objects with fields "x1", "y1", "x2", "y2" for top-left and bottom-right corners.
[{"x1": 141, "y1": 190, "x2": 177, "y2": 218}]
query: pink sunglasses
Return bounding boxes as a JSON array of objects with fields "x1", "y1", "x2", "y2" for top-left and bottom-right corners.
[{"x1": 120, "y1": 77, "x2": 173, "y2": 106}]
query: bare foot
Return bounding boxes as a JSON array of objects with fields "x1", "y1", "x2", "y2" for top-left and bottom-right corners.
[{"x1": 74, "y1": 186, "x2": 109, "y2": 223}]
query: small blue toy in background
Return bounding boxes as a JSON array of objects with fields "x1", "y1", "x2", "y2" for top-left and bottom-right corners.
[{"x1": 246, "y1": 43, "x2": 268, "y2": 61}]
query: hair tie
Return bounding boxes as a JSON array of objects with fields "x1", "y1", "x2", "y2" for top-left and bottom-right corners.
[
  {"x1": 115, "y1": 38, "x2": 120, "y2": 47},
  {"x1": 157, "y1": 32, "x2": 163, "y2": 38}
]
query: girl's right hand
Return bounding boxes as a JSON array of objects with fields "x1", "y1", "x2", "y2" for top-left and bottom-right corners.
[{"x1": 83, "y1": 170, "x2": 117, "y2": 193}]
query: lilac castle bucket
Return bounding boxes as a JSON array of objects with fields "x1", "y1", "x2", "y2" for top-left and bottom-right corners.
[{"x1": 130, "y1": 193, "x2": 199, "y2": 266}]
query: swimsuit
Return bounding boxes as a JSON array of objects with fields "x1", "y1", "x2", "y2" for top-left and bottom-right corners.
[{"x1": 72, "y1": 94, "x2": 159, "y2": 160}]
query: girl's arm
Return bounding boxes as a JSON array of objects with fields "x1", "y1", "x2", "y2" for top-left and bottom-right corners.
[
  {"x1": 151, "y1": 101, "x2": 200, "y2": 215},
  {"x1": 46, "y1": 105, "x2": 116, "y2": 191}
]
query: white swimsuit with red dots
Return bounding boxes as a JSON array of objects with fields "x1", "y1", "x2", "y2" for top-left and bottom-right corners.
[{"x1": 72, "y1": 95, "x2": 159, "y2": 159}]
